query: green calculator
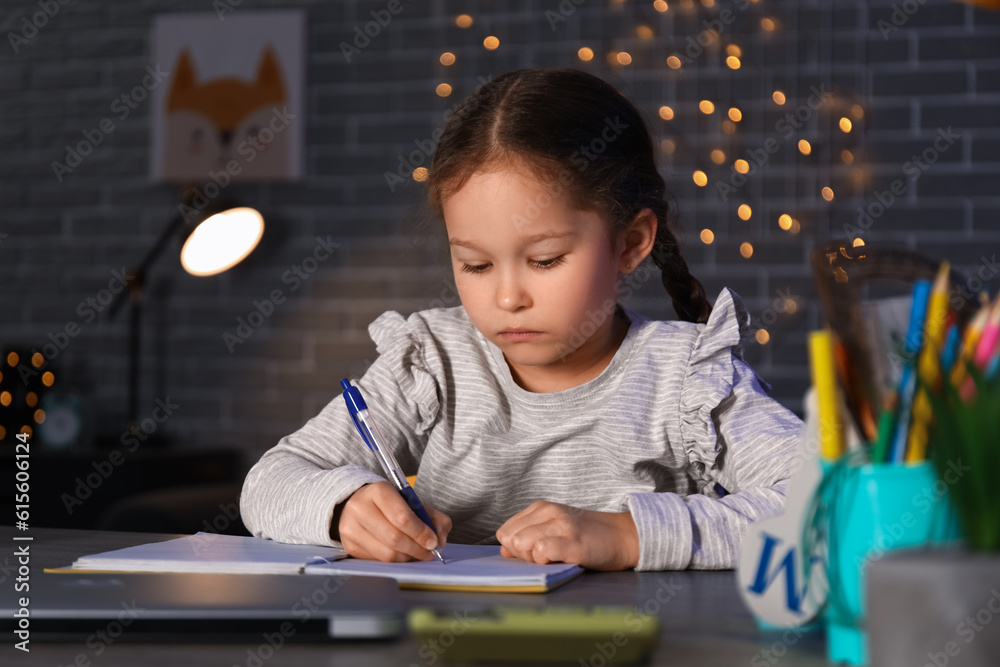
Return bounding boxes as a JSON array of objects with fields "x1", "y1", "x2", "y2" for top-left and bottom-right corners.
[{"x1": 407, "y1": 605, "x2": 659, "y2": 664}]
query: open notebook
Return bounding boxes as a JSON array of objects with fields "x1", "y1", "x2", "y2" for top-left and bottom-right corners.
[
  {"x1": 50, "y1": 533, "x2": 583, "y2": 593},
  {"x1": 304, "y1": 543, "x2": 583, "y2": 593},
  {"x1": 56, "y1": 532, "x2": 348, "y2": 574}
]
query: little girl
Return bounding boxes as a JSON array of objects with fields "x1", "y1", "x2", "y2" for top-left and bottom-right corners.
[{"x1": 240, "y1": 68, "x2": 803, "y2": 571}]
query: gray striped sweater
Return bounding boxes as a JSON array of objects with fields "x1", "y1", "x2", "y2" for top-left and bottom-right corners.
[{"x1": 240, "y1": 287, "x2": 803, "y2": 570}]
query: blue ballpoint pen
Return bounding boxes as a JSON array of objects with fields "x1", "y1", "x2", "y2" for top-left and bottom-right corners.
[{"x1": 340, "y1": 378, "x2": 445, "y2": 564}]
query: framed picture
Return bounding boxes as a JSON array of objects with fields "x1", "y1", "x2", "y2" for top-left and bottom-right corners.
[{"x1": 150, "y1": 10, "x2": 305, "y2": 182}]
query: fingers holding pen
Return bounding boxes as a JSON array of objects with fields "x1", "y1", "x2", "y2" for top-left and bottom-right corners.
[
  {"x1": 339, "y1": 482, "x2": 451, "y2": 562},
  {"x1": 424, "y1": 504, "x2": 452, "y2": 550}
]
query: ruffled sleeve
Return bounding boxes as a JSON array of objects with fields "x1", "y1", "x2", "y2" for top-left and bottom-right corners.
[
  {"x1": 364, "y1": 311, "x2": 443, "y2": 442},
  {"x1": 240, "y1": 310, "x2": 444, "y2": 548},
  {"x1": 678, "y1": 287, "x2": 768, "y2": 493},
  {"x1": 626, "y1": 288, "x2": 802, "y2": 570}
]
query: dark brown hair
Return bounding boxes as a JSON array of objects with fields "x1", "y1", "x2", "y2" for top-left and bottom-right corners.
[{"x1": 426, "y1": 67, "x2": 712, "y2": 324}]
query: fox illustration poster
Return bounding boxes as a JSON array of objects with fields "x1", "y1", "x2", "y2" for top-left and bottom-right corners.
[{"x1": 151, "y1": 11, "x2": 304, "y2": 182}]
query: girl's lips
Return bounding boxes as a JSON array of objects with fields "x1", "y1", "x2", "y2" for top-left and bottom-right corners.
[{"x1": 499, "y1": 331, "x2": 542, "y2": 341}]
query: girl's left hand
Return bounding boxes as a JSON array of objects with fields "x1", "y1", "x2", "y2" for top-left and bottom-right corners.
[{"x1": 495, "y1": 501, "x2": 639, "y2": 571}]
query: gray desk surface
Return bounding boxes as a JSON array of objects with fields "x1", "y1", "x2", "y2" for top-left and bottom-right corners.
[{"x1": 0, "y1": 527, "x2": 828, "y2": 666}]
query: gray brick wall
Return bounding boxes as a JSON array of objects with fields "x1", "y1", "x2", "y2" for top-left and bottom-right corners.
[{"x1": 2, "y1": 0, "x2": 999, "y2": 474}]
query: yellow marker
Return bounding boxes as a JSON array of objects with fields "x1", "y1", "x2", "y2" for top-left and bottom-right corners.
[
  {"x1": 809, "y1": 329, "x2": 843, "y2": 460},
  {"x1": 906, "y1": 262, "x2": 950, "y2": 462}
]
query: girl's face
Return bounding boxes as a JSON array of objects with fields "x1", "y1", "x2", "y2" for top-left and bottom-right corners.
[{"x1": 442, "y1": 167, "x2": 633, "y2": 392}]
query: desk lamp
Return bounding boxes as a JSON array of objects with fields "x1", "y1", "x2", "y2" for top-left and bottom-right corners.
[{"x1": 109, "y1": 200, "x2": 264, "y2": 438}]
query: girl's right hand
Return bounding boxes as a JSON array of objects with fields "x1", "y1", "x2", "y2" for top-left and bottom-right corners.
[{"x1": 335, "y1": 481, "x2": 451, "y2": 562}]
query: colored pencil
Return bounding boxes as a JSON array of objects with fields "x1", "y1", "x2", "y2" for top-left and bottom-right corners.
[
  {"x1": 889, "y1": 280, "x2": 931, "y2": 463},
  {"x1": 940, "y1": 323, "x2": 961, "y2": 375},
  {"x1": 960, "y1": 294, "x2": 1000, "y2": 401},
  {"x1": 972, "y1": 295, "x2": 1000, "y2": 368},
  {"x1": 872, "y1": 394, "x2": 898, "y2": 464},
  {"x1": 986, "y1": 350, "x2": 999, "y2": 381},
  {"x1": 906, "y1": 262, "x2": 951, "y2": 463},
  {"x1": 950, "y1": 299, "x2": 991, "y2": 388}
]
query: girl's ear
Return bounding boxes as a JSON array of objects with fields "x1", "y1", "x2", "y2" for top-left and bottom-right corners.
[{"x1": 617, "y1": 208, "x2": 658, "y2": 273}]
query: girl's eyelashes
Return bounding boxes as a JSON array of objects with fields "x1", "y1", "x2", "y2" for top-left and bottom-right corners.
[
  {"x1": 533, "y1": 256, "x2": 566, "y2": 269},
  {"x1": 529, "y1": 255, "x2": 566, "y2": 269},
  {"x1": 459, "y1": 256, "x2": 566, "y2": 275}
]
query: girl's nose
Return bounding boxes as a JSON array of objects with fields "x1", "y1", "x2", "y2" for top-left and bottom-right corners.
[{"x1": 495, "y1": 270, "x2": 531, "y2": 311}]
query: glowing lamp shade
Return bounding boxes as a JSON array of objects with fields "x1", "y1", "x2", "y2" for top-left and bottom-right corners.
[{"x1": 180, "y1": 207, "x2": 264, "y2": 277}]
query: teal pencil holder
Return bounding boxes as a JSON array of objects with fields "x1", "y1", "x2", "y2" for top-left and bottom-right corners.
[{"x1": 816, "y1": 459, "x2": 961, "y2": 666}]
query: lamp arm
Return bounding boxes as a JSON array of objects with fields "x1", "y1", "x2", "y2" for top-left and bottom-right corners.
[
  {"x1": 107, "y1": 213, "x2": 185, "y2": 320},
  {"x1": 136, "y1": 213, "x2": 186, "y2": 276}
]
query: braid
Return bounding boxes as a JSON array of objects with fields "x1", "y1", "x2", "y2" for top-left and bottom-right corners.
[{"x1": 648, "y1": 210, "x2": 712, "y2": 324}]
